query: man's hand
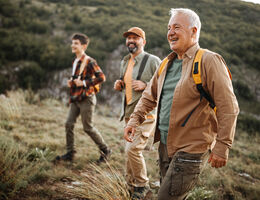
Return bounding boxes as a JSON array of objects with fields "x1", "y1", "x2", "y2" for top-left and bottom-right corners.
[
  {"x1": 124, "y1": 126, "x2": 136, "y2": 142},
  {"x1": 132, "y1": 80, "x2": 146, "y2": 91},
  {"x1": 208, "y1": 152, "x2": 227, "y2": 168},
  {"x1": 114, "y1": 80, "x2": 124, "y2": 91},
  {"x1": 67, "y1": 80, "x2": 73, "y2": 88},
  {"x1": 74, "y1": 79, "x2": 84, "y2": 87}
]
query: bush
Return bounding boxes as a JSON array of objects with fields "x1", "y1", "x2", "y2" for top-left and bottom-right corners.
[
  {"x1": 233, "y1": 80, "x2": 255, "y2": 100},
  {"x1": 0, "y1": 74, "x2": 9, "y2": 94},
  {"x1": 187, "y1": 187, "x2": 214, "y2": 200},
  {"x1": 16, "y1": 62, "x2": 45, "y2": 90},
  {"x1": 26, "y1": 20, "x2": 50, "y2": 34},
  {"x1": 237, "y1": 113, "x2": 260, "y2": 135}
]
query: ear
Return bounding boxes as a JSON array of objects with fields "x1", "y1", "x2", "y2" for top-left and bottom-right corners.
[
  {"x1": 143, "y1": 39, "x2": 146, "y2": 46},
  {"x1": 83, "y1": 44, "x2": 88, "y2": 51},
  {"x1": 192, "y1": 27, "x2": 197, "y2": 38}
]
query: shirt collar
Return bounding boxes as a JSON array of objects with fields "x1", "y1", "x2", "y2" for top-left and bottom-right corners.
[
  {"x1": 167, "y1": 43, "x2": 200, "y2": 61},
  {"x1": 123, "y1": 51, "x2": 146, "y2": 63},
  {"x1": 184, "y1": 43, "x2": 200, "y2": 59}
]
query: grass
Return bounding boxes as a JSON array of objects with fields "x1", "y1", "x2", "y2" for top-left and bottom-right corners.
[
  {"x1": 0, "y1": 90, "x2": 25, "y2": 121},
  {"x1": 64, "y1": 163, "x2": 131, "y2": 200},
  {"x1": 0, "y1": 90, "x2": 259, "y2": 199},
  {"x1": 0, "y1": 135, "x2": 46, "y2": 200}
]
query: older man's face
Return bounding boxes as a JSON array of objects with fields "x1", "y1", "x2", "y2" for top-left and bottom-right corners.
[
  {"x1": 126, "y1": 34, "x2": 145, "y2": 54},
  {"x1": 167, "y1": 13, "x2": 196, "y2": 56}
]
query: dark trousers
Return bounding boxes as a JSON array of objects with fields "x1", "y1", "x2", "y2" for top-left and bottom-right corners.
[
  {"x1": 158, "y1": 142, "x2": 209, "y2": 200},
  {"x1": 65, "y1": 95, "x2": 108, "y2": 152}
]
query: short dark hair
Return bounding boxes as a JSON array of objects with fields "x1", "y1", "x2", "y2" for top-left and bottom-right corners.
[{"x1": 71, "y1": 33, "x2": 89, "y2": 46}]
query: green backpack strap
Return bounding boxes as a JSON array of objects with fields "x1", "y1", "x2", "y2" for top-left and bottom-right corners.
[
  {"x1": 192, "y1": 49, "x2": 216, "y2": 112},
  {"x1": 136, "y1": 54, "x2": 150, "y2": 80}
]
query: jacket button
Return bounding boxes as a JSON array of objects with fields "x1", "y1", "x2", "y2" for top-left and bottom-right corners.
[{"x1": 175, "y1": 167, "x2": 180, "y2": 172}]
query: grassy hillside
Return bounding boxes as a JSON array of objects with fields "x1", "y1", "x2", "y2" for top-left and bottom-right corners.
[
  {"x1": 0, "y1": 0, "x2": 260, "y2": 199},
  {"x1": 0, "y1": 0, "x2": 259, "y2": 92},
  {"x1": 0, "y1": 90, "x2": 259, "y2": 200}
]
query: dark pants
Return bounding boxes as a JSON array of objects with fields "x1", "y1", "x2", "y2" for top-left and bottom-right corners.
[
  {"x1": 158, "y1": 142, "x2": 209, "y2": 200},
  {"x1": 65, "y1": 95, "x2": 108, "y2": 152}
]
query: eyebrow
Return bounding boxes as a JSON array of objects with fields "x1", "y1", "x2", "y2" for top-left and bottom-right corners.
[{"x1": 168, "y1": 23, "x2": 181, "y2": 27}]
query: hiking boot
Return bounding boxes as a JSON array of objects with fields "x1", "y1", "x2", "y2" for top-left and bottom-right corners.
[
  {"x1": 131, "y1": 186, "x2": 151, "y2": 200},
  {"x1": 97, "y1": 148, "x2": 112, "y2": 164},
  {"x1": 55, "y1": 150, "x2": 76, "y2": 162}
]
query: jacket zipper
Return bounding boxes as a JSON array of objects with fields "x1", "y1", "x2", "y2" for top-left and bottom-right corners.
[{"x1": 181, "y1": 106, "x2": 198, "y2": 127}]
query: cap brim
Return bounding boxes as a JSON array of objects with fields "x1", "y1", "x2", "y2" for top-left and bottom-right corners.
[{"x1": 123, "y1": 31, "x2": 141, "y2": 38}]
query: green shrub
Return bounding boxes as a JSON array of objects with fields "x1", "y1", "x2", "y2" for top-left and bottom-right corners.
[
  {"x1": 16, "y1": 62, "x2": 45, "y2": 90},
  {"x1": 187, "y1": 187, "x2": 214, "y2": 200},
  {"x1": 233, "y1": 80, "x2": 255, "y2": 100},
  {"x1": 26, "y1": 20, "x2": 50, "y2": 34},
  {"x1": 237, "y1": 113, "x2": 260, "y2": 135},
  {"x1": 0, "y1": 74, "x2": 9, "y2": 94}
]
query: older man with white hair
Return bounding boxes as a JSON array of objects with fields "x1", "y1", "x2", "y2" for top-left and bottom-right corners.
[{"x1": 124, "y1": 8, "x2": 239, "y2": 200}]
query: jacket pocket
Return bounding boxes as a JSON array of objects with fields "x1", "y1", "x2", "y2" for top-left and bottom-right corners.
[{"x1": 168, "y1": 152, "x2": 205, "y2": 196}]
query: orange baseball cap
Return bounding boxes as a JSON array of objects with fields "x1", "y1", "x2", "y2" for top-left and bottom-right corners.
[{"x1": 123, "y1": 27, "x2": 146, "y2": 40}]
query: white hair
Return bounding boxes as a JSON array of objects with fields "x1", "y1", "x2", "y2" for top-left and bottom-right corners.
[{"x1": 170, "y1": 8, "x2": 201, "y2": 42}]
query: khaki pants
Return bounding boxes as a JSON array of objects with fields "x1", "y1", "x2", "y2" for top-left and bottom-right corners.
[
  {"x1": 158, "y1": 142, "x2": 209, "y2": 200},
  {"x1": 65, "y1": 95, "x2": 108, "y2": 152},
  {"x1": 125, "y1": 116, "x2": 155, "y2": 187}
]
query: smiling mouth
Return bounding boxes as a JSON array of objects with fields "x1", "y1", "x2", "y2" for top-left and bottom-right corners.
[
  {"x1": 169, "y1": 38, "x2": 178, "y2": 44},
  {"x1": 128, "y1": 43, "x2": 136, "y2": 48}
]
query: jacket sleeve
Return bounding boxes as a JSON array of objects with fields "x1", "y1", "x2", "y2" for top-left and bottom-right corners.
[
  {"x1": 84, "y1": 60, "x2": 106, "y2": 87},
  {"x1": 127, "y1": 67, "x2": 159, "y2": 127},
  {"x1": 205, "y1": 53, "x2": 239, "y2": 159}
]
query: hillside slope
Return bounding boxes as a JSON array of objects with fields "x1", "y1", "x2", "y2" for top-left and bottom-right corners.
[{"x1": 0, "y1": 91, "x2": 259, "y2": 200}]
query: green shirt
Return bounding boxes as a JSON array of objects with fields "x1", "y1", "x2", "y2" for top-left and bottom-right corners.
[{"x1": 158, "y1": 59, "x2": 182, "y2": 144}]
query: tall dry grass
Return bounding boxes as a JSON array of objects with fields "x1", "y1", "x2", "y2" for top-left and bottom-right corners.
[
  {"x1": 0, "y1": 90, "x2": 25, "y2": 120},
  {"x1": 65, "y1": 162, "x2": 131, "y2": 200},
  {"x1": 0, "y1": 135, "x2": 44, "y2": 200}
]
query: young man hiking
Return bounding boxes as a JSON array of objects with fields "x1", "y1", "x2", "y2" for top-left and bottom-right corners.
[{"x1": 56, "y1": 33, "x2": 111, "y2": 163}]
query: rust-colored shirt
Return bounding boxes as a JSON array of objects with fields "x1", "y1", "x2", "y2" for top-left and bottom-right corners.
[
  {"x1": 127, "y1": 43, "x2": 239, "y2": 159},
  {"x1": 124, "y1": 56, "x2": 135, "y2": 105}
]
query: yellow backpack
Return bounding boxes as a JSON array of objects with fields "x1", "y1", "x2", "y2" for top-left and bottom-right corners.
[{"x1": 157, "y1": 49, "x2": 232, "y2": 112}]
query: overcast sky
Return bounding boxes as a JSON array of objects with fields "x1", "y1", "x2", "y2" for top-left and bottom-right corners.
[{"x1": 242, "y1": 0, "x2": 260, "y2": 4}]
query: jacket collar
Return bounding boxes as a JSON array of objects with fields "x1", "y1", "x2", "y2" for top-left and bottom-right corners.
[
  {"x1": 123, "y1": 51, "x2": 146, "y2": 63},
  {"x1": 73, "y1": 53, "x2": 86, "y2": 62},
  {"x1": 167, "y1": 43, "x2": 200, "y2": 61},
  {"x1": 79, "y1": 53, "x2": 87, "y2": 62}
]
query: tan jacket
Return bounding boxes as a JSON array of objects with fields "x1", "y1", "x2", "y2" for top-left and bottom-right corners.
[{"x1": 127, "y1": 43, "x2": 239, "y2": 159}]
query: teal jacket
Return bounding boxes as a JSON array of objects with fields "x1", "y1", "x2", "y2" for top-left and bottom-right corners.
[{"x1": 119, "y1": 51, "x2": 161, "y2": 121}]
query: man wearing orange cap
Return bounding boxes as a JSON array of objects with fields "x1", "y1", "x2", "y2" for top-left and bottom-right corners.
[{"x1": 114, "y1": 27, "x2": 161, "y2": 199}]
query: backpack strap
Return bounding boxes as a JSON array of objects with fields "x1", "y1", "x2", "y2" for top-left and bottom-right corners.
[
  {"x1": 158, "y1": 57, "x2": 169, "y2": 76},
  {"x1": 78, "y1": 55, "x2": 100, "y2": 93},
  {"x1": 192, "y1": 49, "x2": 216, "y2": 112},
  {"x1": 78, "y1": 54, "x2": 88, "y2": 79},
  {"x1": 136, "y1": 54, "x2": 150, "y2": 80}
]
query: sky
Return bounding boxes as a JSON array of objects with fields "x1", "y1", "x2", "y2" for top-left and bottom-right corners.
[{"x1": 241, "y1": 0, "x2": 260, "y2": 4}]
